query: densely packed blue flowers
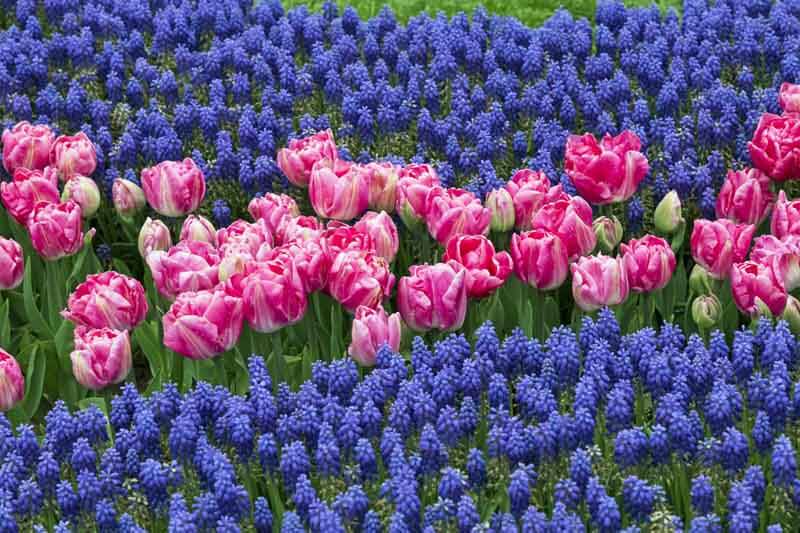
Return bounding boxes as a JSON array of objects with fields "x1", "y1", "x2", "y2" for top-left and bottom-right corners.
[{"x1": 0, "y1": 314, "x2": 798, "y2": 530}]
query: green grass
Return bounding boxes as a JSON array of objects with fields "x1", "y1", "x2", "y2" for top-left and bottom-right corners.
[{"x1": 280, "y1": 0, "x2": 682, "y2": 27}]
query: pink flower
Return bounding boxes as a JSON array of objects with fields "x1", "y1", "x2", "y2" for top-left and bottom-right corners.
[
  {"x1": 0, "y1": 349, "x2": 23, "y2": 411},
  {"x1": 277, "y1": 238, "x2": 330, "y2": 293},
  {"x1": 510, "y1": 229, "x2": 570, "y2": 290},
  {"x1": 362, "y1": 161, "x2": 399, "y2": 213},
  {"x1": 62, "y1": 175, "x2": 101, "y2": 218},
  {"x1": 140, "y1": 158, "x2": 206, "y2": 217},
  {"x1": 719, "y1": 219, "x2": 756, "y2": 263},
  {"x1": 349, "y1": 305, "x2": 402, "y2": 366},
  {"x1": 532, "y1": 195, "x2": 596, "y2": 261},
  {"x1": 771, "y1": 190, "x2": 800, "y2": 239},
  {"x1": 138, "y1": 217, "x2": 172, "y2": 259},
  {"x1": 750, "y1": 235, "x2": 800, "y2": 291},
  {"x1": 241, "y1": 257, "x2": 307, "y2": 333},
  {"x1": 276, "y1": 129, "x2": 338, "y2": 188},
  {"x1": 1, "y1": 121, "x2": 54, "y2": 174},
  {"x1": 485, "y1": 187, "x2": 515, "y2": 231},
  {"x1": 620, "y1": 235, "x2": 676, "y2": 293},
  {"x1": 730, "y1": 261, "x2": 788, "y2": 317},
  {"x1": 565, "y1": 130, "x2": 649, "y2": 204},
  {"x1": 217, "y1": 219, "x2": 273, "y2": 258},
  {"x1": 162, "y1": 288, "x2": 244, "y2": 359},
  {"x1": 748, "y1": 113, "x2": 800, "y2": 181},
  {"x1": 323, "y1": 224, "x2": 375, "y2": 258},
  {"x1": 443, "y1": 234, "x2": 513, "y2": 297},
  {"x1": 690, "y1": 219, "x2": 754, "y2": 279},
  {"x1": 353, "y1": 211, "x2": 399, "y2": 263},
  {"x1": 309, "y1": 159, "x2": 369, "y2": 220},
  {"x1": 715, "y1": 168, "x2": 774, "y2": 225},
  {"x1": 1, "y1": 167, "x2": 60, "y2": 225},
  {"x1": 0, "y1": 237, "x2": 23, "y2": 290},
  {"x1": 425, "y1": 187, "x2": 491, "y2": 245},
  {"x1": 780, "y1": 82, "x2": 800, "y2": 114},
  {"x1": 112, "y1": 178, "x2": 146, "y2": 217},
  {"x1": 278, "y1": 215, "x2": 324, "y2": 244},
  {"x1": 180, "y1": 215, "x2": 217, "y2": 246},
  {"x1": 146, "y1": 240, "x2": 221, "y2": 300},
  {"x1": 49, "y1": 132, "x2": 97, "y2": 181},
  {"x1": 397, "y1": 262, "x2": 467, "y2": 332},
  {"x1": 62, "y1": 271, "x2": 147, "y2": 330},
  {"x1": 327, "y1": 250, "x2": 395, "y2": 313},
  {"x1": 70, "y1": 327, "x2": 132, "y2": 390},
  {"x1": 570, "y1": 254, "x2": 630, "y2": 312},
  {"x1": 27, "y1": 201, "x2": 88, "y2": 261},
  {"x1": 504, "y1": 169, "x2": 568, "y2": 230},
  {"x1": 248, "y1": 193, "x2": 300, "y2": 238},
  {"x1": 395, "y1": 164, "x2": 440, "y2": 228}
]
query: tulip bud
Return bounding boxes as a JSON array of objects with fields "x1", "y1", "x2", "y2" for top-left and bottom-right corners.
[
  {"x1": 70, "y1": 327, "x2": 132, "y2": 390},
  {"x1": 62, "y1": 176, "x2": 101, "y2": 218},
  {"x1": 138, "y1": 217, "x2": 172, "y2": 259},
  {"x1": 0, "y1": 238, "x2": 24, "y2": 291},
  {"x1": 486, "y1": 188, "x2": 515, "y2": 232},
  {"x1": 0, "y1": 349, "x2": 24, "y2": 410},
  {"x1": 692, "y1": 294, "x2": 721, "y2": 330},
  {"x1": 593, "y1": 216, "x2": 623, "y2": 253},
  {"x1": 654, "y1": 191, "x2": 683, "y2": 234},
  {"x1": 781, "y1": 295, "x2": 800, "y2": 335},
  {"x1": 689, "y1": 265, "x2": 714, "y2": 295},
  {"x1": 112, "y1": 179, "x2": 145, "y2": 218},
  {"x1": 180, "y1": 215, "x2": 217, "y2": 246}
]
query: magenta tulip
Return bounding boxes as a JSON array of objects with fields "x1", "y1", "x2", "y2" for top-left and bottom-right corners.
[
  {"x1": 1, "y1": 167, "x2": 60, "y2": 225},
  {"x1": 141, "y1": 158, "x2": 206, "y2": 217},
  {"x1": 748, "y1": 113, "x2": 800, "y2": 181},
  {"x1": 349, "y1": 305, "x2": 402, "y2": 366},
  {"x1": 425, "y1": 187, "x2": 490, "y2": 245},
  {"x1": 27, "y1": 201, "x2": 88, "y2": 261},
  {"x1": 730, "y1": 261, "x2": 788, "y2": 317},
  {"x1": 751, "y1": 235, "x2": 800, "y2": 291},
  {"x1": 49, "y1": 132, "x2": 97, "y2": 181},
  {"x1": 443, "y1": 234, "x2": 513, "y2": 297},
  {"x1": 0, "y1": 237, "x2": 23, "y2": 290},
  {"x1": 309, "y1": 159, "x2": 369, "y2": 221},
  {"x1": 510, "y1": 229, "x2": 569, "y2": 291},
  {"x1": 715, "y1": 168, "x2": 774, "y2": 225},
  {"x1": 276, "y1": 129, "x2": 338, "y2": 188},
  {"x1": 162, "y1": 288, "x2": 244, "y2": 359},
  {"x1": 248, "y1": 193, "x2": 300, "y2": 239},
  {"x1": 397, "y1": 262, "x2": 467, "y2": 332},
  {"x1": 504, "y1": 169, "x2": 567, "y2": 230},
  {"x1": 395, "y1": 164, "x2": 440, "y2": 228},
  {"x1": 217, "y1": 219, "x2": 273, "y2": 259},
  {"x1": 146, "y1": 240, "x2": 220, "y2": 300},
  {"x1": 70, "y1": 327, "x2": 132, "y2": 390},
  {"x1": 353, "y1": 211, "x2": 399, "y2": 263},
  {"x1": 780, "y1": 82, "x2": 800, "y2": 113},
  {"x1": 771, "y1": 190, "x2": 800, "y2": 239},
  {"x1": 328, "y1": 250, "x2": 395, "y2": 313},
  {"x1": 278, "y1": 215, "x2": 324, "y2": 245},
  {"x1": 690, "y1": 219, "x2": 754, "y2": 279},
  {"x1": 570, "y1": 254, "x2": 630, "y2": 312},
  {"x1": 532, "y1": 195, "x2": 596, "y2": 261},
  {"x1": 241, "y1": 257, "x2": 307, "y2": 333},
  {"x1": 0, "y1": 349, "x2": 24, "y2": 411},
  {"x1": 63, "y1": 271, "x2": 147, "y2": 331},
  {"x1": 1, "y1": 121, "x2": 54, "y2": 174},
  {"x1": 620, "y1": 235, "x2": 676, "y2": 293}
]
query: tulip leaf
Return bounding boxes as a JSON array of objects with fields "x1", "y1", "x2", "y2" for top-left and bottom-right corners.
[
  {"x1": 23, "y1": 262, "x2": 53, "y2": 339},
  {"x1": 66, "y1": 241, "x2": 93, "y2": 291},
  {"x1": 134, "y1": 323, "x2": 165, "y2": 394},
  {"x1": 9, "y1": 343, "x2": 45, "y2": 423},
  {"x1": 0, "y1": 299, "x2": 10, "y2": 349},
  {"x1": 54, "y1": 320, "x2": 74, "y2": 361}
]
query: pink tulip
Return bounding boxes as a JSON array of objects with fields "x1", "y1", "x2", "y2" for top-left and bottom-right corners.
[
  {"x1": 217, "y1": 244, "x2": 255, "y2": 282},
  {"x1": 748, "y1": 113, "x2": 800, "y2": 181},
  {"x1": 620, "y1": 235, "x2": 676, "y2": 293},
  {"x1": 443, "y1": 234, "x2": 512, "y2": 297},
  {"x1": 349, "y1": 305, "x2": 402, "y2": 366},
  {"x1": 395, "y1": 164, "x2": 440, "y2": 228},
  {"x1": 771, "y1": 190, "x2": 800, "y2": 239},
  {"x1": 138, "y1": 217, "x2": 172, "y2": 259},
  {"x1": 70, "y1": 327, "x2": 132, "y2": 390},
  {"x1": 0, "y1": 349, "x2": 24, "y2": 411},
  {"x1": 217, "y1": 219, "x2": 273, "y2": 259},
  {"x1": 425, "y1": 187, "x2": 491, "y2": 245},
  {"x1": 327, "y1": 250, "x2": 395, "y2": 313},
  {"x1": 565, "y1": 130, "x2": 649, "y2": 205},
  {"x1": 362, "y1": 161, "x2": 399, "y2": 213},
  {"x1": 353, "y1": 211, "x2": 399, "y2": 263},
  {"x1": 690, "y1": 219, "x2": 754, "y2": 279},
  {"x1": 323, "y1": 224, "x2": 375, "y2": 259},
  {"x1": 750, "y1": 235, "x2": 800, "y2": 291},
  {"x1": 730, "y1": 261, "x2": 788, "y2": 317},
  {"x1": 397, "y1": 262, "x2": 467, "y2": 332},
  {"x1": 180, "y1": 215, "x2": 217, "y2": 246},
  {"x1": 510, "y1": 229, "x2": 570, "y2": 290},
  {"x1": 49, "y1": 132, "x2": 97, "y2": 181},
  {"x1": 248, "y1": 193, "x2": 300, "y2": 238},
  {"x1": 140, "y1": 158, "x2": 206, "y2": 217},
  {"x1": 278, "y1": 215, "x2": 324, "y2": 244},
  {"x1": 486, "y1": 187, "x2": 515, "y2": 231},
  {"x1": 1, "y1": 167, "x2": 60, "y2": 225},
  {"x1": 241, "y1": 257, "x2": 307, "y2": 333},
  {"x1": 162, "y1": 288, "x2": 244, "y2": 359},
  {"x1": 276, "y1": 129, "x2": 338, "y2": 188},
  {"x1": 719, "y1": 219, "x2": 756, "y2": 263},
  {"x1": 1, "y1": 122, "x2": 54, "y2": 174},
  {"x1": 146, "y1": 240, "x2": 220, "y2": 300},
  {"x1": 112, "y1": 178, "x2": 146, "y2": 217},
  {"x1": 62, "y1": 271, "x2": 147, "y2": 330},
  {"x1": 62, "y1": 175, "x2": 101, "y2": 218},
  {"x1": 27, "y1": 201, "x2": 88, "y2": 261},
  {"x1": 532, "y1": 195, "x2": 596, "y2": 261},
  {"x1": 309, "y1": 159, "x2": 369, "y2": 220},
  {"x1": 0, "y1": 237, "x2": 23, "y2": 290},
  {"x1": 780, "y1": 82, "x2": 800, "y2": 114},
  {"x1": 278, "y1": 238, "x2": 330, "y2": 293},
  {"x1": 570, "y1": 254, "x2": 630, "y2": 312},
  {"x1": 504, "y1": 169, "x2": 568, "y2": 230},
  {"x1": 715, "y1": 168, "x2": 774, "y2": 225}
]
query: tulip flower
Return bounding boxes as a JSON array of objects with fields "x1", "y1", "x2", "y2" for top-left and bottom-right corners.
[
  {"x1": 715, "y1": 168, "x2": 774, "y2": 225},
  {"x1": 564, "y1": 130, "x2": 649, "y2": 204},
  {"x1": 327, "y1": 250, "x2": 395, "y2": 313},
  {"x1": 70, "y1": 327, "x2": 132, "y2": 390},
  {"x1": 425, "y1": 187, "x2": 491, "y2": 245},
  {"x1": 62, "y1": 175, "x2": 101, "y2": 218},
  {"x1": 653, "y1": 191, "x2": 684, "y2": 235},
  {"x1": 309, "y1": 159, "x2": 369, "y2": 221},
  {"x1": 780, "y1": 82, "x2": 800, "y2": 114},
  {"x1": 362, "y1": 161, "x2": 399, "y2": 213},
  {"x1": 323, "y1": 224, "x2": 375, "y2": 259},
  {"x1": 730, "y1": 261, "x2": 788, "y2": 317},
  {"x1": 27, "y1": 201, "x2": 88, "y2": 261},
  {"x1": 49, "y1": 132, "x2": 97, "y2": 181},
  {"x1": 720, "y1": 220, "x2": 756, "y2": 263},
  {"x1": 248, "y1": 193, "x2": 300, "y2": 238},
  {"x1": 62, "y1": 271, "x2": 148, "y2": 330},
  {"x1": 140, "y1": 158, "x2": 206, "y2": 217},
  {"x1": 146, "y1": 240, "x2": 220, "y2": 300},
  {"x1": 217, "y1": 219, "x2": 273, "y2": 259},
  {"x1": 180, "y1": 215, "x2": 217, "y2": 246},
  {"x1": 510, "y1": 229, "x2": 569, "y2": 291},
  {"x1": 138, "y1": 217, "x2": 172, "y2": 259},
  {"x1": 750, "y1": 235, "x2": 800, "y2": 291},
  {"x1": 0, "y1": 349, "x2": 24, "y2": 411},
  {"x1": 241, "y1": 257, "x2": 307, "y2": 333},
  {"x1": 532, "y1": 196, "x2": 596, "y2": 261},
  {"x1": 278, "y1": 238, "x2": 330, "y2": 293},
  {"x1": 690, "y1": 219, "x2": 754, "y2": 279},
  {"x1": 692, "y1": 294, "x2": 722, "y2": 330},
  {"x1": 771, "y1": 190, "x2": 800, "y2": 239},
  {"x1": 1, "y1": 167, "x2": 60, "y2": 225},
  {"x1": 395, "y1": 164, "x2": 440, "y2": 229},
  {"x1": 504, "y1": 169, "x2": 567, "y2": 230},
  {"x1": 570, "y1": 254, "x2": 630, "y2": 312},
  {"x1": 349, "y1": 305, "x2": 402, "y2": 366},
  {"x1": 486, "y1": 188, "x2": 515, "y2": 231},
  {"x1": 397, "y1": 262, "x2": 468, "y2": 332},
  {"x1": 748, "y1": 113, "x2": 800, "y2": 181},
  {"x1": 276, "y1": 129, "x2": 338, "y2": 188},
  {"x1": 353, "y1": 211, "x2": 399, "y2": 263},
  {"x1": 0, "y1": 237, "x2": 23, "y2": 290},
  {"x1": 620, "y1": 235, "x2": 676, "y2": 293},
  {"x1": 1, "y1": 121, "x2": 54, "y2": 174},
  {"x1": 443, "y1": 234, "x2": 513, "y2": 297},
  {"x1": 112, "y1": 179, "x2": 146, "y2": 218},
  {"x1": 162, "y1": 288, "x2": 244, "y2": 359},
  {"x1": 594, "y1": 216, "x2": 623, "y2": 253},
  {"x1": 278, "y1": 215, "x2": 324, "y2": 244}
]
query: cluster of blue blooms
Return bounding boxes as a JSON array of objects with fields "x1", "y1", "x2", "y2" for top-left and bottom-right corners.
[
  {"x1": 2, "y1": 314, "x2": 800, "y2": 530},
  {"x1": 2, "y1": 0, "x2": 799, "y2": 228}
]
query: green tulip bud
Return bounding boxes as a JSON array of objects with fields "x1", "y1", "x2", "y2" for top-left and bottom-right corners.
[
  {"x1": 486, "y1": 188, "x2": 515, "y2": 232},
  {"x1": 593, "y1": 215, "x2": 623, "y2": 253},
  {"x1": 692, "y1": 294, "x2": 721, "y2": 330},
  {"x1": 654, "y1": 190, "x2": 684, "y2": 235},
  {"x1": 781, "y1": 295, "x2": 800, "y2": 335},
  {"x1": 689, "y1": 264, "x2": 714, "y2": 295}
]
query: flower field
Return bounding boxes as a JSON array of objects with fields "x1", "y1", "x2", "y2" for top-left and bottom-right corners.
[{"x1": 3, "y1": 0, "x2": 800, "y2": 530}]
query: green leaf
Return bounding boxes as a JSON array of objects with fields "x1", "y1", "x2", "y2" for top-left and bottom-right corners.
[
  {"x1": 23, "y1": 262, "x2": 53, "y2": 339},
  {"x1": 0, "y1": 299, "x2": 10, "y2": 349},
  {"x1": 133, "y1": 321, "x2": 166, "y2": 393},
  {"x1": 112, "y1": 258, "x2": 133, "y2": 277},
  {"x1": 66, "y1": 238, "x2": 93, "y2": 291},
  {"x1": 54, "y1": 320, "x2": 75, "y2": 360},
  {"x1": 9, "y1": 344, "x2": 45, "y2": 422}
]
